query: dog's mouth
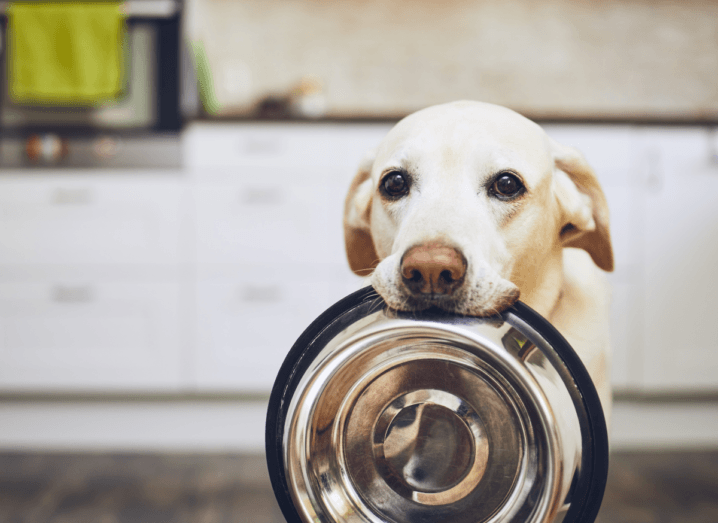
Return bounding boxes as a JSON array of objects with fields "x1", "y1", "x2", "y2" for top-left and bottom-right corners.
[
  {"x1": 389, "y1": 284, "x2": 521, "y2": 318},
  {"x1": 399, "y1": 292, "x2": 461, "y2": 311}
]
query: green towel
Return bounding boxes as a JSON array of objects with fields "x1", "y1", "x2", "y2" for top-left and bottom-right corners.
[{"x1": 8, "y1": 2, "x2": 126, "y2": 106}]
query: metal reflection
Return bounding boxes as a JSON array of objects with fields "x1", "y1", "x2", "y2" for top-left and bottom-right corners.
[{"x1": 282, "y1": 308, "x2": 585, "y2": 523}]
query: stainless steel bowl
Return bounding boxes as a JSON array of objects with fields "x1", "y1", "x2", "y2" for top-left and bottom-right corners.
[{"x1": 266, "y1": 287, "x2": 608, "y2": 523}]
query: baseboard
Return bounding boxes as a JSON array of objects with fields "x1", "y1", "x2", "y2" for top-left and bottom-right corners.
[
  {"x1": 0, "y1": 399, "x2": 268, "y2": 452},
  {"x1": 0, "y1": 399, "x2": 716, "y2": 452},
  {"x1": 610, "y1": 400, "x2": 718, "y2": 450}
]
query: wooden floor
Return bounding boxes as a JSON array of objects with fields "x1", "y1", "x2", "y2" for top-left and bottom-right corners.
[{"x1": 0, "y1": 451, "x2": 716, "y2": 522}]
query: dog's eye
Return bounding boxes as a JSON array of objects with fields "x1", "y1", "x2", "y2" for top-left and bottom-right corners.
[
  {"x1": 381, "y1": 171, "x2": 409, "y2": 198},
  {"x1": 491, "y1": 172, "x2": 524, "y2": 199}
]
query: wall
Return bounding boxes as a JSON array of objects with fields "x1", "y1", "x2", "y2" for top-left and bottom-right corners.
[{"x1": 187, "y1": 0, "x2": 718, "y2": 119}]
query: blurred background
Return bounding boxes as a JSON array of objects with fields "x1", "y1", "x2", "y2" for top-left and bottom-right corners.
[{"x1": 0, "y1": 0, "x2": 717, "y2": 521}]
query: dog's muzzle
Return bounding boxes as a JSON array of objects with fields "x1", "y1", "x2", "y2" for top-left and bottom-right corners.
[{"x1": 266, "y1": 287, "x2": 608, "y2": 523}]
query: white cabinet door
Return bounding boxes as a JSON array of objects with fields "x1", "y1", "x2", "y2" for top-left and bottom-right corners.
[
  {"x1": 602, "y1": 182, "x2": 645, "y2": 391},
  {"x1": 194, "y1": 264, "x2": 346, "y2": 392},
  {"x1": 0, "y1": 173, "x2": 186, "y2": 265},
  {"x1": 0, "y1": 277, "x2": 186, "y2": 391},
  {"x1": 195, "y1": 178, "x2": 348, "y2": 266},
  {"x1": 184, "y1": 123, "x2": 350, "y2": 170},
  {"x1": 607, "y1": 278, "x2": 643, "y2": 389},
  {"x1": 641, "y1": 129, "x2": 718, "y2": 391}
]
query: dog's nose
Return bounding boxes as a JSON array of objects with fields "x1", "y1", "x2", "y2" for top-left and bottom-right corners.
[{"x1": 401, "y1": 243, "x2": 467, "y2": 296}]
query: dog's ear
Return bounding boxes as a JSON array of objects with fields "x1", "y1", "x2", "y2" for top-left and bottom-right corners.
[
  {"x1": 550, "y1": 138, "x2": 614, "y2": 272},
  {"x1": 343, "y1": 150, "x2": 379, "y2": 275}
]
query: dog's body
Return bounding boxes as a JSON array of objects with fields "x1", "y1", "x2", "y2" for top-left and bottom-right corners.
[{"x1": 343, "y1": 101, "x2": 614, "y2": 421}]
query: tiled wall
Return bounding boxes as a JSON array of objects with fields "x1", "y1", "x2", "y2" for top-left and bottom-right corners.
[{"x1": 187, "y1": 0, "x2": 718, "y2": 119}]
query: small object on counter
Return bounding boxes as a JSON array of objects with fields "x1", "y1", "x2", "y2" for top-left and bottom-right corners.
[
  {"x1": 93, "y1": 136, "x2": 121, "y2": 159},
  {"x1": 191, "y1": 40, "x2": 221, "y2": 116},
  {"x1": 254, "y1": 76, "x2": 327, "y2": 119},
  {"x1": 25, "y1": 134, "x2": 69, "y2": 164},
  {"x1": 255, "y1": 95, "x2": 292, "y2": 119},
  {"x1": 289, "y1": 75, "x2": 327, "y2": 119}
]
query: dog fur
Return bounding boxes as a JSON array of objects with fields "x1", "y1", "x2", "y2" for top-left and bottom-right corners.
[{"x1": 343, "y1": 101, "x2": 614, "y2": 420}]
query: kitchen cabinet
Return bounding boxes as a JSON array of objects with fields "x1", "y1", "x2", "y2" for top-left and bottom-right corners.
[
  {"x1": 194, "y1": 264, "x2": 360, "y2": 391},
  {"x1": 543, "y1": 126, "x2": 643, "y2": 391},
  {"x1": 545, "y1": 127, "x2": 718, "y2": 393},
  {"x1": 194, "y1": 177, "x2": 344, "y2": 266},
  {"x1": 0, "y1": 275, "x2": 186, "y2": 391},
  {"x1": 0, "y1": 173, "x2": 186, "y2": 265},
  {"x1": 639, "y1": 129, "x2": 718, "y2": 391},
  {"x1": 0, "y1": 172, "x2": 189, "y2": 392},
  {"x1": 184, "y1": 124, "x2": 352, "y2": 170},
  {"x1": 0, "y1": 124, "x2": 715, "y2": 395},
  {"x1": 186, "y1": 123, "x2": 369, "y2": 392}
]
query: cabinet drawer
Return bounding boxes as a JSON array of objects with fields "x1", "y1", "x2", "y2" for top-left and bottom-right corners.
[
  {"x1": 0, "y1": 175, "x2": 185, "y2": 265},
  {"x1": 641, "y1": 164, "x2": 718, "y2": 391},
  {"x1": 601, "y1": 184, "x2": 643, "y2": 269},
  {"x1": 607, "y1": 276, "x2": 642, "y2": 391},
  {"x1": 0, "y1": 278, "x2": 185, "y2": 391},
  {"x1": 543, "y1": 126, "x2": 635, "y2": 186},
  {"x1": 184, "y1": 123, "x2": 351, "y2": 169},
  {"x1": 194, "y1": 267, "x2": 345, "y2": 391},
  {"x1": 195, "y1": 181, "x2": 346, "y2": 265}
]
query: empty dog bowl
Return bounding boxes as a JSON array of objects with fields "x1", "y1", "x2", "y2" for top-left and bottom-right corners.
[{"x1": 266, "y1": 287, "x2": 608, "y2": 523}]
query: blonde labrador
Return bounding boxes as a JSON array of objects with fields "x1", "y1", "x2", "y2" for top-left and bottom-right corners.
[{"x1": 343, "y1": 101, "x2": 614, "y2": 422}]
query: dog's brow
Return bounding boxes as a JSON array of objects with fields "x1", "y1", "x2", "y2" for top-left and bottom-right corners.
[
  {"x1": 383, "y1": 144, "x2": 415, "y2": 168},
  {"x1": 380, "y1": 151, "x2": 420, "y2": 179},
  {"x1": 381, "y1": 164, "x2": 405, "y2": 173}
]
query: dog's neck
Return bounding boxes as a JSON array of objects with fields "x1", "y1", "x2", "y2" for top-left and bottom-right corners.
[{"x1": 514, "y1": 248, "x2": 565, "y2": 319}]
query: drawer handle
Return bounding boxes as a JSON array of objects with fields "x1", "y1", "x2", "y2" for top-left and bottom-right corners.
[
  {"x1": 52, "y1": 188, "x2": 93, "y2": 205},
  {"x1": 645, "y1": 150, "x2": 663, "y2": 193},
  {"x1": 238, "y1": 285, "x2": 282, "y2": 303},
  {"x1": 709, "y1": 127, "x2": 718, "y2": 166},
  {"x1": 242, "y1": 137, "x2": 285, "y2": 156},
  {"x1": 52, "y1": 285, "x2": 94, "y2": 303},
  {"x1": 240, "y1": 187, "x2": 284, "y2": 205}
]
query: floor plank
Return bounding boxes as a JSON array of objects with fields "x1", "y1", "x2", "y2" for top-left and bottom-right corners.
[{"x1": 0, "y1": 451, "x2": 716, "y2": 522}]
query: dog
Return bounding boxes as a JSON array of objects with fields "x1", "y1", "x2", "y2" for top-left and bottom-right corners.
[{"x1": 343, "y1": 100, "x2": 614, "y2": 422}]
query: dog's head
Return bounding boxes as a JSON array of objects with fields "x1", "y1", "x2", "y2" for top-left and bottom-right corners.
[{"x1": 344, "y1": 101, "x2": 613, "y2": 316}]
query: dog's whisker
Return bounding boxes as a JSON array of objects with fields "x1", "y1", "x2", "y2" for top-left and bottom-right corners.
[{"x1": 369, "y1": 296, "x2": 384, "y2": 314}]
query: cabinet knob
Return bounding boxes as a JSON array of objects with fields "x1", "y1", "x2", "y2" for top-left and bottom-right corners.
[
  {"x1": 242, "y1": 136, "x2": 285, "y2": 156},
  {"x1": 238, "y1": 285, "x2": 282, "y2": 303},
  {"x1": 240, "y1": 187, "x2": 283, "y2": 205},
  {"x1": 51, "y1": 187, "x2": 93, "y2": 205},
  {"x1": 52, "y1": 285, "x2": 94, "y2": 303},
  {"x1": 708, "y1": 128, "x2": 718, "y2": 167},
  {"x1": 645, "y1": 150, "x2": 663, "y2": 193}
]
